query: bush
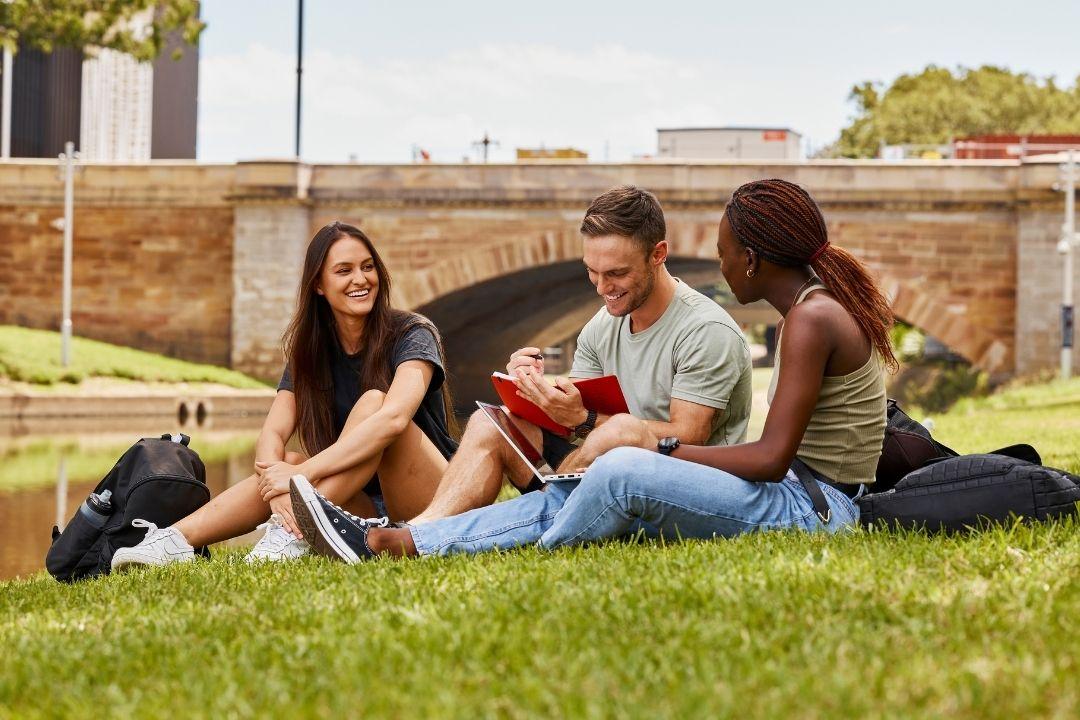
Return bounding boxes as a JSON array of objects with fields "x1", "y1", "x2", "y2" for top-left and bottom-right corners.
[{"x1": 888, "y1": 361, "x2": 989, "y2": 413}]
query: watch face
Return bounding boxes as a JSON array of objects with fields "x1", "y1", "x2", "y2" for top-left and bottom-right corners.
[{"x1": 658, "y1": 437, "x2": 679, "y2": 454}]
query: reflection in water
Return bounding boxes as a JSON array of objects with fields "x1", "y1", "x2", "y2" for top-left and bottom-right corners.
[
  {"x1": 0, "y1": 427, "x2": 265, "y2": 581},
  {"x1": 56, "y1": 457, "x2": 68, "y2": 532}
]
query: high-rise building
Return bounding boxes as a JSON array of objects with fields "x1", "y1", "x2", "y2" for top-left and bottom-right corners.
[{"x1": 0, "y1": 32, "x2": 198, "y2": 160}]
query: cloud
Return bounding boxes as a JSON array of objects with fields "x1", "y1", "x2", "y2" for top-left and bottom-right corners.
[{"x1": 198, "y1": 42, "x2": 740, "y2": 162}]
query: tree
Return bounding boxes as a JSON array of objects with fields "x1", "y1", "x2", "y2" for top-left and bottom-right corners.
[
  {"x1": 0, "y1": 1, "x2": 204, "y2": 60},
  {"x1": 827, "y1": 65, "x2": 1080, "y2": 158}
]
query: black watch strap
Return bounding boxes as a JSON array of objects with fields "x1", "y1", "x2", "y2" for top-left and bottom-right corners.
[
  {"x1": 657, "y1": 437, "x2": 680, "y2": 456},
  {"x1": 574, "y1": 408, "x2": 598, "y2": 439}
]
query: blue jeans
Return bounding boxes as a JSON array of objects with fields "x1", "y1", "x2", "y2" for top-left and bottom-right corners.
[{"x1": 409, "y1": 447, "x2": 860, "y2": 556}]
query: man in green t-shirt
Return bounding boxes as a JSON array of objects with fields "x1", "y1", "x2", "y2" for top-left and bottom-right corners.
[{"x1": 404, "y1": 184, "x2": 753, "y2": 527}]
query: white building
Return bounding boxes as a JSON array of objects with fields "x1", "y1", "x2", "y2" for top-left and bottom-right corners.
[
  {"x1": 80, "y1": 49, "x2": 155, "y2": 161},
  {"x1": 657, "y1": 127, "x2": 802, "y2": 161}
]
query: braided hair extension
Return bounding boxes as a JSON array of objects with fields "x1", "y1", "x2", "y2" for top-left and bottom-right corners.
[{"x1": 726, "y1": 179, "x2": 898, "y2": 371}]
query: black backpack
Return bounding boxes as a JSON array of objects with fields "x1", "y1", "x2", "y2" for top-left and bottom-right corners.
[
  {"x1": 874, "y1": 400, "x2": 1042, "y2": 492},
  {"x1": 46, "y1": 434, "x2": 212, "y2": 582},
  {"x1": 859, "y1": 453, "x2": 1080, "y2": 532}
]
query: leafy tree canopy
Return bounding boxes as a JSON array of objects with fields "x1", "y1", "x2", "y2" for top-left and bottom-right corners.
[
  {"x1": 0, "y1": 1, "x2": 203, "y2": 61},
  {"x1": 829, "y1": 65, "x2": 1080, "y2": 158}
]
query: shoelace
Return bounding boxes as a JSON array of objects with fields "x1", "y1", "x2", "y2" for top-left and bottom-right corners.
[
  {"x1": 131, "y1": 518, "x2": 170, "y2": 543},
  {"x1": 254, "y1": 515, "x2": 300, "y2": 551},
  {"x1": 317, "y1": 493, "x2": 390, "y2": 529}
]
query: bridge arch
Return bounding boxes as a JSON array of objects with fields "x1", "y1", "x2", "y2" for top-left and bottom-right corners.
[
  {"x1": 403, "y1": 244, "x2": 1003, "y2": 410},
  {"x1": 880, "y1": 276, "x2": 1008, "y2": 374}
]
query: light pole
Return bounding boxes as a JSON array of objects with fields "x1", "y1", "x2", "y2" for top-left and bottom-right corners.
[
  {"x1": 472, "y1": 131, "x2": 499, "y2": 163},
  {"x1": 1059, "y1": 150, "x2": 1077, "y2": 380},
  {"x1": 295, "y1": 0, "x2": 304, "y2": 158}
]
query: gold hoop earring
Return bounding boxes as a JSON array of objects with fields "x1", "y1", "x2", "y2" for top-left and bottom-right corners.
[{"x1": 746, "y1": 269, "x2": 755, "y2": 278}]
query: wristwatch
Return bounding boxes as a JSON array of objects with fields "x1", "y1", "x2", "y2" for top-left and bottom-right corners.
[
  {"x1": 657, "y1": 436, "x2": 681, "y2": 456},
  {"x1": 573, "y1": 408, "x2": 598, "y2": 439}
]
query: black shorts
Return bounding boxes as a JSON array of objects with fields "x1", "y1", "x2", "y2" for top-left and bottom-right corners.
[
  {"x1": 541, "y1": 429, "x2": 576, "y2": 470},
  {"x1": 517, "y1": 429, "x2": 578, "y2": 494}
]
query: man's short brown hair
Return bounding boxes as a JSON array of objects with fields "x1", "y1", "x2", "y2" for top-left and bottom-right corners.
[{"x1": 580, "y1": 185, "x2": 666, "y2": 253}]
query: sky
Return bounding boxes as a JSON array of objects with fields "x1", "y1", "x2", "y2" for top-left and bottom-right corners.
[{"x1": 196, "y1": 0, "x2": 1080, "y2": 164}]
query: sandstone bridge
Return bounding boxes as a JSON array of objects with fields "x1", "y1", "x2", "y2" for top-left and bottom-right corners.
[{"x1": 1, "y1": 159, "x2": 1073, "y2": 409}]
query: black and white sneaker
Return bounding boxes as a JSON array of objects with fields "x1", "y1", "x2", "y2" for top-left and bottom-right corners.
[{"x1": 289, "y1": 475, "x2": 390, "y2": 563}]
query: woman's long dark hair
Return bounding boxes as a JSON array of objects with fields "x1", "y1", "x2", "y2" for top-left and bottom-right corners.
[
  {"x1": 725, "y1": 179, "x2": 898, "y2": 371},
  {"x1": 282, "y1": 221, "x2": 457, "y2": 456}
]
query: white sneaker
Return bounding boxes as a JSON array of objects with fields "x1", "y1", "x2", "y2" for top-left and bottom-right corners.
[
  {"x1": 111, "y1": 519, "x2": 195, "y2": 570},
  {"x1": 244, "y1": 514, "x2": 310, "y2": 563}
]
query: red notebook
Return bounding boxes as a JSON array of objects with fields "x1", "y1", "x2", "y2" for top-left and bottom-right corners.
[{"x1": 490, "y1": 372, "x2": 630, "y2": 437}]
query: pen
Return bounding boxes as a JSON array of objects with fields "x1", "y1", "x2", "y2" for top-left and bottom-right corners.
[{"x1": 529, "y1": 354, "x2": 543, "y2": 361}]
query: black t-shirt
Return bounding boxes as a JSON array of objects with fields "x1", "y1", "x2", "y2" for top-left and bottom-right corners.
[{"x1": 278, "y1": 322, "x2": 458, "y2": 496}]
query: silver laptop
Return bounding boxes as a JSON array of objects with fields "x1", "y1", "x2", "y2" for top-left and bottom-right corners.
[{"x1": 475, "y1": 401, "x2": 585, "y2": 483}]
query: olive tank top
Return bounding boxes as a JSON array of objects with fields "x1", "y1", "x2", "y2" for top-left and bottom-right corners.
[{"x1": 767, "y1": 283, "x2": 886, "y2": 485}]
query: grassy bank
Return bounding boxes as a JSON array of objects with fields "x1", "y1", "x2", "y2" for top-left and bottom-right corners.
[
  {"x1": 1, "y1": 378, "x2": 1077, "y2": 718},
  {"x1": 927, "y1": 375, "x2": 1080, "y2": 473},
  {"x1": 0, "y1": 325, "x2": 267, "y2": 389},
  {"x1": 1, "y1": 523, "x2": 1076, "y2": 719}
]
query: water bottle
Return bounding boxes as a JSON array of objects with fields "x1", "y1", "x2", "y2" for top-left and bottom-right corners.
[{"x1": 78, "y1": 489, "x2": 113, "y2": 529}]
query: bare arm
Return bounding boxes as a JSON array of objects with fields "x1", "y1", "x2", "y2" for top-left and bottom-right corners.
[
  {"x1": 561, "y1": 397, "x2": 718, "y2": 471},
  {"x1": 519, "y1": 380, "x2": 716, "y2": 443},
  {"x1": 640, "y1": 398, "x2": 717, "y2": 445},
  {"x1": 671, "y1": 306, "x2": 831, "y2": 482},
  {"x1": 254, "y1": 390, "x2": 298, "y2": 464},
  {"x1": 295, "y1": 359, "x2": 435, "y2": 481},
  {"x1": 251, "y1": 390, "x2": 306, "y2": 536},
  {"x1": 512, "y1": 369, "x2": 718, "y2": 441}
]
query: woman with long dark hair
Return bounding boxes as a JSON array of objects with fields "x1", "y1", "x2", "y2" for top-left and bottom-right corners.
[
  {"x1": 112, "y1": 222, "x2": 457, "y2": 567},
  {"x1": 288, "y1": 179, "x2": 891, "y2": 561}
]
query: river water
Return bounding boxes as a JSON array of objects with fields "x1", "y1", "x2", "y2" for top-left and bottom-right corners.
[{"x1": 0, "y1": 420, "x2": 266, "y2": 581}]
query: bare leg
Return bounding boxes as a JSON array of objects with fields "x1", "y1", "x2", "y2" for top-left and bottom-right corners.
[
  {"x1": 174, "y1": 388, "x2": 430, "y2": 545},
  {"x1": 557, "y1": 414, "x2": 658, "y2": 472},
  {"x1": 317, "y1": 419, "x2": 446, "y2": 522},
  {"x1": 369, "y1": 419, "x2": 447, "y2": 521},
  {"x1": 312, "y1": 390, "x2": 448, "y2": 522},
  {"x1": 308, "y1": 390, "x2": 387, "y2": 518},
  {"x1": 409, "y1": 409, "x2": 539, "y2": 524},
  {"x1": 174, "y1": 450, "x2": 308, "y2": 547},
  {"x1": 310, "y1": 389, "x2": 387, "y2": 498},
  {"x1": 367, "y1": 525, "x2": 418, "y2": 557}
]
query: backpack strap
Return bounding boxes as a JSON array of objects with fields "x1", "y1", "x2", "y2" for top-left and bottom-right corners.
[
  {"x1": 987, "y1": 443, "x2": 1040, "y2": 464},
  {"x1": 933, "y1": 438, "x2": 958, "y2": 458},
  {"x1": 160, "y1": 433, "x2": 191, "y2": 446},
  {"x1": 791, "y1": 458, "x2": 832, "y2": 524}
]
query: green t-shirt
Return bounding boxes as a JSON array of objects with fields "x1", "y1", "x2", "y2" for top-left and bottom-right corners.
[{"x1": 570, "y1": 280, "x2": 753, "y2": 446}]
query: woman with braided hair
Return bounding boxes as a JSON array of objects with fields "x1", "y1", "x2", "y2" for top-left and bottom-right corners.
[{"x1": 523, "y1": 177, "x2": 893, "y2": 546}]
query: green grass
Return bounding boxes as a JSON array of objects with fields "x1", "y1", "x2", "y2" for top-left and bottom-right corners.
[
  {"x1": 1, "y1": 524, "x2": 1077, "y2": 719},
  {"x1": 0, "y1": 325, "x2": 268, "y2": 388},
  {"x1": 1, "y1": 377, "x2": 1078, "y2": 718},
  {"x1": 922, "y1": 376, "x2": 1080, "y2": 474}
]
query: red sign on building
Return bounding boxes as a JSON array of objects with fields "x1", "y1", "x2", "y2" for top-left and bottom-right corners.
[
  {"x1": 954, "y1": 134, "x2": 1080, "y2": 159},
  {"x1": 762, "y1": 130, "x2": 787, "y2": 142}
]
